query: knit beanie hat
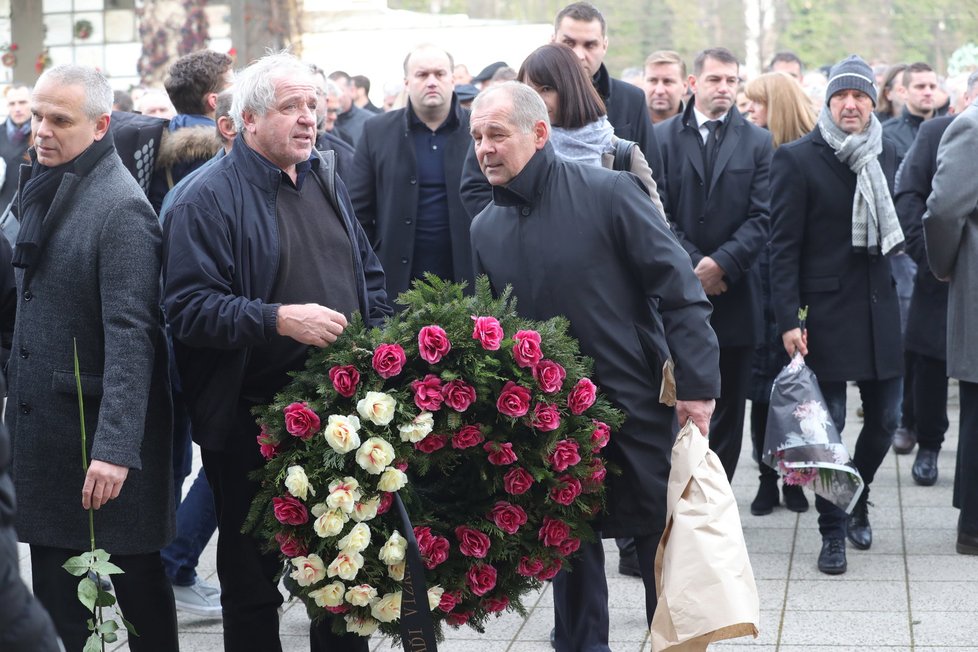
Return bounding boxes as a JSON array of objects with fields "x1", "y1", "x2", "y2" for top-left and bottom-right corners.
[{"x1": 825, "y1": 55, "x2": 878, "y2": 106}]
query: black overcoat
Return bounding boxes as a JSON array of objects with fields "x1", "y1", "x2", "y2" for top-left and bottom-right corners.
[
  {"x1": 655, "y1": 102, "x2": 772, "y2": 348},
  {"x1": 348, "y1": 97, "x2": 473, "y2": 301},
  {"x1": 769, "y1": 128, "x2": 903, "y2": 382},
  {"x1": 471, "y1": 144, "x2": 720, "y2": 539}
]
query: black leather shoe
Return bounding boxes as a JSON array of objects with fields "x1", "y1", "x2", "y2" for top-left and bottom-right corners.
[
  {"x1": 618, "y1": 548, "x2": 642, "y2": 577},
  {"x1": 892, "y1": 427, "x2": 917, "y2": 454},
  {"x1": 550, "y1": 627, "x2": 556, "y2": 648},
  {"x1": 957, "y1": 531, "x2": 978, "y2": 555},
  {"x1": 750, "y1": 475, "x2": 780, "y2": 516},
  {"x1": 847, "y1": 489, "x2": 872, "y2": 550},
  {"x1": 818, "y1": 537, "x2": 847, "y2": 575},
  {"x1": 912, "y1": 448, "x2": 939, "y2": 486},
  {"x1": 782, "y1": 483, "x2": 809, "y2": 512}
]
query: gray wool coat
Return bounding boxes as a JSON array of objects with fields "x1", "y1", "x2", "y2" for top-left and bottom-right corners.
[
  {"x1": 5, "y1": 148, "x2": 174, "y2": 554},
  {"x1": 923, "y1": 99, "x2": 978, "y2": 384}
]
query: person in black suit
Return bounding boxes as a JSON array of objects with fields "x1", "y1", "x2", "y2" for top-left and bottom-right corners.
[
  {"x1": 770, "y1": 55, "x2": 904, "y2": 575},
  {"x1": 655, "y1": 46, "x2": 773, "y2": 482},
  {"x1": 0, "y1": 85, "x2": 32, "y2": 214}
]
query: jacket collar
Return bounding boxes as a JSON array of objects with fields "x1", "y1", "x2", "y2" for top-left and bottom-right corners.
[
  {"x1": 899, "y1": 106, "x2": 927, "y2": 129},
  {"x1": 490, "y1": 142, "x2": 556, "y2": 208},
  {"x1": 680, "y1": 97, "x2": 746, "y2": 132},
  {"x1": 405, "y1": 93, "x2": 462, "y2": 133},
  {"x1": 230, "y1": 134, "x2": 321, "y2": 191},
  {"x1": 591, "y1": 64, "x2": 613, "y2": 101}
]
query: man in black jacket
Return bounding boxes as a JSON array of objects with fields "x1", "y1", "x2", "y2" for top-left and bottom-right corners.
[
  {"x1": 349, "y1": 44, "x2": 473, "y2": 303},
  {"x1": 655, "y1": 47, "x2": 773, "y2": 483},
  {"x1": 0, "y1": 85, "x2": 31, "y2": 214},
  {"x1": 162, "y1": 52, "x2": 390, "y2": 652}
]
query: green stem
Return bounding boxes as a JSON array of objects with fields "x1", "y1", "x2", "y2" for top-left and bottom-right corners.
[{"x1": 74, "y1": 339, "x2": 96, "y2": 553}]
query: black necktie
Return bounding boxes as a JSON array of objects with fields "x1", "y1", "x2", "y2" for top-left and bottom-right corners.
[{"x1": 702, "y1": 120, "x2": 721, "y2": 188}]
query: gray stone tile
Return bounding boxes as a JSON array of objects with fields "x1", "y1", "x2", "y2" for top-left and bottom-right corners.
[
  {"x1": 739, "y1": 505, "x2": 802, "y2": 529},
  {"x1": 902, "y1": 506, "x2": 962, "y2": 530},
  {"x1": 790, "y1": 553, "x2": 906, "y2": 581},
  {"x1": 779, "y1": 610, "x2": 910, "y2": 646},
  {"x1": 909, "y1": 580, "x2": 978, "y2": 613},
  {"x1": 791, "y1": 527, "x2": 904, "y2": 555},
  {"x1": 902, "y1": 527, "x2": 957, "y2": 555},
  {"x1": 907, "y1": 554, "x2": 978, "y2": 581},
  {"x1": 784, "y1": 579, "x2": 906, "y2": 612},
  {"x1": 743, "y1": 527, "x2": 796, "y2": 554},
  {"x1": 755, "y1": 578, "x2": 788, "y2": 611},
  {"x1": 746, "y1": 552, "x2": 792, "y2": 580},
  {"x1": 911, "y1": 611, "x2": 978, "y2": 646},
  {"x1": 780, "y1": 648, "x2": 912, "y2": 652}
]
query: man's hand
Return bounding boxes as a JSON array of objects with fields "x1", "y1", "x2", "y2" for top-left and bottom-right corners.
[
  {"x1": 782, "y1": 327, "x2": 808, "y2": 357},
  {"x1": 694, "y1": 256, "x2": 727, "y2": 295},
  {"x1": 277, "y1": 304, "x2": 348, "y2": 347},
  {"x1": 82, "y1": 460, "x2": 129, "y2": 510},
  {"x1": 676, "y1": 399, "x2": 716, "y2": 437}
]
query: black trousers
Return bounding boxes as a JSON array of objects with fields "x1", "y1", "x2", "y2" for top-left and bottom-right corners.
[
  {"x1": 900, "y1": 350, "x2": 917, "y2": 429},
  {"x1": 708, "y1": 345, "x2": 752, "y2": 482},
  {"x1": 955, "y1": 381, "x2": 978, "y2": 535},
  {"x1": 30, "y1": 544, "x2": 178, "y2": 652},
  {"x1": 750, "y1": 400, "x2": 778, "y2": 479},
  {"x1": 913, "y1": 353, "x2": 949, "y2": 451},
  {"x1": 202, "y1": 402, "x2": 368, "y2": 652}
]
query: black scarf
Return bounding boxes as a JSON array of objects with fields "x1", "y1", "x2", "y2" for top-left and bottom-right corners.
[{"x1": 13, "y1": 133, "x2": 116, "y2": 269}]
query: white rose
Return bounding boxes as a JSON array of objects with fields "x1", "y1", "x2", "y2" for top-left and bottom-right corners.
[
  {"x1": 344, "y1": 614, "x2": 379, "y2": 636},
  {"x1": 327, "y1": 549, "x2": 364, "y2": 581},
  {"x1": 427, "y1": 585, "x2": 444, "y2": 611},
  {"x1": 377, "y1": 467, "x2": 407, "y2": 493},
  {"x1": 378, "y1": 530, "x2": 407, "y2": 565},
  {"x1": 337, "y1": 522, "x2": 371, "y2": 552},
  {"x1": 356, "y1": 438, "x2": 396, "y2": 475},
  {"x1": 356, "y1": 391, "x2": 397, "y2": 426},
  {"x1": 388, "y1": 562, "x2": 405, "y2": 581},
  {"x1": 351, "y1": 496, "x2": 380, "y2": 523},
  {"x1": 289, "y1": 554, "x2": 326, "y2": 587},
  {"x1": 313, "y1": 507, "x2": 348, "y2": 538},
  {"x1": 344, "y1": 583, "x2": 378, "y2": 607},
  {"x1": 370, "y1": 591, "x2": 401, "y2": 623},
  {"x1": 398, "y1": 411, "x2": 434, "y2": 443},
  {"x1": 309, "y1": 581, "x2": 345, "y2": 608},
  {"x1": 327, "y1": 477, "x2": 362, "y2": 513},
  {"x1": 324, "y1": 414, "x2": 362, "y2": 454},
  {"x1": 284, "y1": 465, "x2": 315, "y2": 501}
]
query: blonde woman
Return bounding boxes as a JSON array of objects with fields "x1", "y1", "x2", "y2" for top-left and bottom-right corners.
[{"x1": 744, "y1": 71, "x2": 817, "y2": 147}]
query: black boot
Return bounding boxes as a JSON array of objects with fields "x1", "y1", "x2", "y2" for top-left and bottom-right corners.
[
  {"x1": 750, "y1": 474, "x2": 780, "y2": 516},
  {"x1": 911, "y1": 448, "x2": 938, "y2": 486},
  {"x1": 847, "y1": 487, "x2": 872, "y2": 550},
  {"x1": 818, "y1": 537, "x2": 847, "y2": 575},
  {"x1": 782, "y1": 483, "x2": 809, "y2": 512}
]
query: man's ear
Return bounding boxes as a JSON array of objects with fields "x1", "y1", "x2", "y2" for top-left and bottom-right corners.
[
  {"x1": 93, "y1": 113, "x2": 111, "y2": 141},
  {"x1": 206, "y1": 92, "x2": 218, "y2": 112},
  {"x1": 533, "y1": 119, "x2": 549, "y2": 149}
]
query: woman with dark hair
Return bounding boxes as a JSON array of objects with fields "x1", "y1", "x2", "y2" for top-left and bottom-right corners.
[
  {"x1": 876, "y1": 64, "x2": 907, "y2": 122},
  {"x1": 517, "y1": 43, "x2": 664, "y2": 216}
]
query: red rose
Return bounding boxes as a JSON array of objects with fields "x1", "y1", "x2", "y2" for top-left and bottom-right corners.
[
  {"x1": 438, "y1": 590, "x2": 461, "y2": 612},
  {"x1": 586, "y1": 459, "x2": 607, "y2": 490},
  {"x1": 496, "y1": 381, "x2": 531, "y2": 417},
  {"x1": 503, "y1": 467, "x2": 534, "y2": 495},
  {"x1": 415, "y1": 526, "x2": 450, "y2": 569},
  {"x1": 567, "y1": 378, "x2": 597, "y2": 415},
  {"x1": 471, "y1": 315, "x2": 504, "y2": 350},
  {"x1": 378, "y1": 492, "x2": 394, "y2": 515},
  {"x1": 484, "y1": 441, "x2": 518, "y2": 466},
  {"x1": 446, "y1": 610, "x2": 472, "y2": 626},
  {"x1": 591, "y1": 420, "x2": 611, "y2": 452},
  {"x1": 550, "y1": 475, "x2": 583, "y2": 506},
  {"x1": 325, "y1": 604, "x2": 349, "y2": 614},
  {"x1": 483, "y1": 595, "x2": 510, "y2": 613},
  {"x1": 442, "y1": 379, "x2": 477, "y2": 412},
  {"x1": 418, "y1": 325, "x2": 452, "y2": 364},
  {"x1": 328, "y1": 365, "x2": 360, "y2": 398},
  {"x1": 536, "y1": 558, "x2": 563, "y2": 580},
  {"x1": 415, "y1": 433, "x2": 447, "y2": 453},
  {"x1": 283, "y1": 402, "x2": 320, "y2": 440},
  {"x1": 257, "y1": 429, "x2": 278, "y2": 460},
  {"x1": 512, "y1": 329, "x2": 543, "y2": 368},
  {"x1": 465, "y1": 563, "x2": 498, "y2": 596},
  {"x1": 488, "y1": 501, "x2": 528, "y2": 535},
  {"x1": 455, "y1": 526, "x2": 492, "y2": 558},
  {"x1": 275, "y1": 532, "x2": 307, "y2": 557},
  {"x1": 558, "y1": 537, "x2": 581, "y2": 556},
  {"x1": 372, "y1": 343, "x2": 407, "y2": 378},
  {"x1": 549, "y1": 439, "x2": 581, "y2": 472},
  {"x1": 533, "y1": 359, "x2": 566, "y2": 393},
  {"x1": 530, "y1": 402, "x2": 561, "y2": 432},
  {"x1": 272, "y1": 496, "x2": 308, "y2": 526},
  {"x1": 517, "y1": 556, "x2": 544, "y2": 577},
  {"x1": 411, "y1": 374, "x2": 444, "y2": 411},
  {"x1": 394, "y1": 459, "x2": 409, "y2": 472},
  {"x1": 538, "y1": 516, "x2": 570, "y2": 547},
  {"x1": 452, "y1": 424, "x2": 484, "y2": 449}
]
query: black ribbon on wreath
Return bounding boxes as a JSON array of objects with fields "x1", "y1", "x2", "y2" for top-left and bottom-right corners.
[{"x1": 392, "y1": 494, "x2": 438, "y2": 651}]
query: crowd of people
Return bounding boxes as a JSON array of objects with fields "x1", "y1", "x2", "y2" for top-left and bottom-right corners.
[{"x1": 1, "y1": 1, "x2": 977, "y2": 650}]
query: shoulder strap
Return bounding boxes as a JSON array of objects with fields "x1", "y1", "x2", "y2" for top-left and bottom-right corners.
[{"x1": 613, "y1": 138, "x2": 637, "y2": 172}]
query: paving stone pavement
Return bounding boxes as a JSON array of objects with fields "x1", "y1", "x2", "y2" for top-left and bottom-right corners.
[{"x1": 18, "y1": 383, "x2": 977, "y2": 651}]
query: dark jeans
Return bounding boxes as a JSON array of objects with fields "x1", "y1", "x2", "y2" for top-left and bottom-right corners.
[
  {"x1": 913, "y1": 353, "x2": 949, "y2": 451},
  {"x1": 202, "y1": 402, "x2": 367, "y2": 652},
  {"x1": 955, "y1": 381, "x2": 978, "y2": 535},
  {"x1": 901, "y1": 350, "x2": 916, "y2": 430},
  {"x1": 750, "y1": 400, "x2": 778, "y2": 479},
  {"x1": 30, "y1": 545, "x2": 178, "y2": 652},
  {"x1": 814, "y1": 377, "x2": 901, "y2": 538},
  {"x1": 709, "y1": 345, "x2": 752, "y2": 482}
]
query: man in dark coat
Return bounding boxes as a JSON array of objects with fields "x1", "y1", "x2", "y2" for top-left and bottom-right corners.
[
  {"x1": 770, "y1": 55, "x2": 904, "y2": 575},
  {"x1": 0, "y1": 85, "x2": 31, "y2": 214},
  {"x1": 349, "y1": 44, "x2": 474, "y2": 302},
  {"x1": 470, "y1": 81, "x2": 720, "y2": 652},
  {"x1": 655, "y1": 46, "x2": 773, "y2": 482}
]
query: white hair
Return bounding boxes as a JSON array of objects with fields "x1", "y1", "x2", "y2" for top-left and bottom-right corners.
[
  {"x1": 471, "y1": 81, "x2": 550, "y2": 134},
  {"x1": 38, "y1": 64, "x2": 112, "y2": 121},
  {"x1": 230, "y1": 51, "x2": 316, "y2": 132}
]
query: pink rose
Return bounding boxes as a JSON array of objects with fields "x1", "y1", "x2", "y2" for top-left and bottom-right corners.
[
  {"x1": 567, "y1": 378, "x2": 597, "y2": 415},
  {"x1": 328, "y1": 365, "x2": 360, "y2": 398},
  {"x1": 558, "y1": 537, "x2": 581, "y2": 556},
  {"x1": 325, "y1": 605, "x2": 349, "y2": 615},
  {"x1": 533, "y1": 359, "x2": 566, "y2": 393},
  {"x1": 275, "y1": 532, "x2": 307, "y2": 557},
  {"x1": 465, "y1": 563, "x2": 497, "y2": 596},
  {"x1": 283, "y1": 402, "x2": 320, "y2": 440},
  {"x1": 415, "y1": 433, "x2": 447, "y2": 453},
  {"x1": 415, "y1": 527, "x2": 450, "y2": 569},
  {"x1": 272, "y1": 496, "x2": 309, "y2": 526},
  {"x1": 550, "y1": 475, "x2": 583, "y2": 506},
  {"x1": 438, "y1": 590, "x2": 461, "y2": 613},
  {"x1": 512, "y1": 330, "x2": 543, "y2": 368},
  {"x1": 418, "y1": 325, "x2": 452, "y2": 364},
  {"x1": 257, "y1": 429, "x2": 278, "y2": 460},
  {"x1": 488, "y1": 501, "x2": 528, "y2": 535},
  {"x1": 517, "y1": 556, "x2": 544, "y2": 577},
  {"x1": 484, "y1": 441, "x2": 517, "y2": 466},
  {"x1": 496, "y1": 381, "x2": 531, "y2": 417},
  {"x1": 442, "y1": 379, "x2": 477, "y2": 412},
  {"x1": 538, "y1": 516, "x2": 570, "y2": 547},
  {"x1": 585, "y1": 459, "x2": 607, "y2": 490},
  {"x1": 372, "y1": 343, "x2": 407, "y2": 378},
  {"x1": 455, "y1": 526, "x2": 492, "y2": 558},
  {"x1": 411, "y1": 374, "x2": 444, "y2": 411},
  {"x1": 471, "y1": 316, "x2": 504, "y2": 350},
  {"x1": 536, "y1": 558, "x2": 563, "y2": 580},
  {"x1": 530, "y1": 402, "x2": 561, "y2": 432},
  {"x1": 446, "y1": 610, "x2": 472, "y2": 627},
  {"x1": 377, "y1": 492, "x2": 394, "y2": 515},
  {"x1": 503, "y1": 467, "x2": 534, "y2": 495},
  {"x1": 483, "y1": 595, "x2": 510, "y2": 613},
  {"x1": 591, "y1": 420, "x2": 611, "y2": 452},
  {"x1": 549, "y1": 440, "x2": 581, "y2": 472},
  {"x1": 452, "y1": 424, "x2": 484, "y2": 449}
]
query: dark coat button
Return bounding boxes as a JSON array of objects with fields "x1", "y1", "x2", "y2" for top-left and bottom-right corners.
[
  {"x1": 19, "y1": 347, "x2": 28, "y2": 359},
  {"x1": 401, "y1": 257, "x2": 409, "y2": 264},
  {"x1": 19, "y1": 402, "x2": 31, "y2": 415},
  {"x1": 405, "y1": 219, "x2": 412, "y2": 225},
  {"x1": 520, "y1": 207, "x2": 531, "y2": 216},
  {"x1": 409, "y1": 177, "x2": 417, "y2": 185},
  {"x1": 23, "y1": 290, "x2": 32, "y2": 301}
]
